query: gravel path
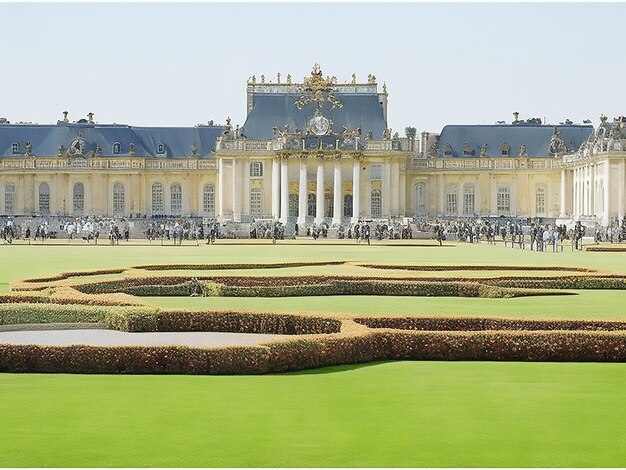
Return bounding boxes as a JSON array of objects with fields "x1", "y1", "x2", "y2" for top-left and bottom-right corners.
[{"x1": 0, "y1": 328, "x2": 284, "y2": 348}]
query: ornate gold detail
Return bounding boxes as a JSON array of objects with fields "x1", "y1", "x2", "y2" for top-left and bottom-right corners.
[
  {"x1": 342, "y1": 182, "x2": 353, "y2": 195},
  {"x1": 307, "y1": 181, "x2": 316, "y2": 192},
  {"x1": 288, "y1": 181, "x2": 299, "y2": 194},
  {"x1": 295, "y1": 63, "x2": 343, "y2": 111},
  {"x1": 324, "y1": 182, "x2": 333, "y2": 192},
  {"x1": 371, "y1": 180, "x2": 382, "y2": 190},
  {"x1": 251, "y1": 179, "x2": 263, "y2": 189}
]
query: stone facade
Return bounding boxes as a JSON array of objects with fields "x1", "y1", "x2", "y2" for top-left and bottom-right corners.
[{"x1": 0, "y1": 67, "x2": 624, "y2": 228}]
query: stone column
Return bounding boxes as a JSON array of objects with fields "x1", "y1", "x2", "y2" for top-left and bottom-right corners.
[
  {"x1": 297, "y1": 159, "x2": 307, "y2": 226},
  {"x1": 618, "y1": 159, "x2": 625, "y2": 220},
  {"x1": 604, "y1": 160, "x2": 610, "y2": 225},
  {"x1": 217, "y1": 157, "x2": 224, "y2": 218},
  {"x1": 279, "y1": 158, "x2": 289, "y2": 224},
  {"x1": 315, "y1": 159, "x2": 325, "y2": 224},
  {"x1": 383, "y1": 160, "x2": 392, "y2": 217},
  {"x1": 352, "y1": 157, "x2": 361, "y2": 222},
  {"x1": 332, "y1": 158, "x2": 342, "y2": 225},
  {"x1": 232, "y1": 159, "x2": 241, "y2": 222},
  {"x1": 271, "y1": 158, "x2": 280, "y2": 219},
  {"x1": 560, "y1": 169, "x2": 567, "y2": 218}
]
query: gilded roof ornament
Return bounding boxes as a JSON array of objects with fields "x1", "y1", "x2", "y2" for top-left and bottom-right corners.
[{"x1": 294, "y1": 63, "x2": 343, "y2": 111}]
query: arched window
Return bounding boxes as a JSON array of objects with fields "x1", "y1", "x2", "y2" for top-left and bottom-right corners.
[
  {"x1": 307, "y1": 193, "x2": 316, "y2": 217},
  {"x1": 203, "y1": 184, "x2": 215, "y2": 215},
  {"x1": 250, "y1": 188, "x2": 262, "y2": 218},
  {"x1": 371, "y1": 189, "x2": 382, "y2": 217},
  {"x1": 73, "y1": 183, "x2": 84, "y2": 214},
  {"x1": 497, "y1": 186, "x2": 511, "y2": 215},
  {"x1": 463, "y1": 183, "x2": 475, "y2": 216},
  {"x1": 38, "y1": 182, "x2": 50, "y2": 214},
  {"x1": 535, "y1": 185, "x2": 546, "y2": 216},
  {"x1": 112, "y1": 142, "x2": 121, "y2": 155},
  {"x1": 250, "y1": 161, "x2": 263, "y2": 177},
  {"x1": 445, "y1": 184, "x2": 458, "y2": 216},
  {"x1": 152, "y1": 183, "x2": 164, "y2": 214},
  {"x1": 11, "y1": 143, "x2": 20, "y2": 154},
  {"x1": 112, "y1": 182, "x2": 125, "y2": 215},
  {"x1": 414, "y1": 183, "x2": 426, "y2": 216},
  {"x1": 170, "y1": 183, "x2": 182, "y2": 214},
  {"x1": 4, "y1": 183, "x2": 16, "y2": 214},
  {"x1": 288, "y1": 194, "x2": 298, "y2": 217},
  {"x1": 343, "y1": 194, "x2": 353, "y2": 217}
]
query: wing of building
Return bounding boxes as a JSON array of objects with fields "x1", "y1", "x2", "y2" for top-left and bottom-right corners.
[{"x1": 0, "y1": 65, "x2": 624, "y2": 227}]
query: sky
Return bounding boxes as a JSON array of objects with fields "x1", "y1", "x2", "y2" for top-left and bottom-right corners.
[{"x1": 0, "y1": 2, "x2": 625, "y2": 135}]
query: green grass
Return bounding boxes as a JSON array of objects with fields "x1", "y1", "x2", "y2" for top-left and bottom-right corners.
[
  {"x1": 1, "y1": 362, "x2": 625, "y2": 467},
  {"x1": 1, "y1": 240, "x2": 626, "y2": 467}
]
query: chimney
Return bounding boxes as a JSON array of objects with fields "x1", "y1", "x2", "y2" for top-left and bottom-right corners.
[
  {"x1": 87, "y1": 112, "x2": 94, "y2": 124},
  {"x1": 63, "y1": 111, "x2": 69, "y2": 122}
]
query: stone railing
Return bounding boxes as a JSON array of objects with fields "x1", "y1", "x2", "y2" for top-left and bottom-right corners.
[
  {"x1": 365, "y1": 140, "x2": 393, "y2": 152},
  {"x1": 563, "y1": 139, "x2": 626, "y2": 163},
  {"x1": 410, "y1": 157, "x2": 558, "y2": 171},
  {"x1": 0, "y1": 157, "x2": 218, "y2": 172},
  {"x1": 218, "y1": 139, "x2": 273, "y2": 152}
]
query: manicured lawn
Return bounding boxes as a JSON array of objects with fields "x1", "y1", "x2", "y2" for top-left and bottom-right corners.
[
  {"x1": 1, "y1": 240, "x2": 625, "y2": 467},
  {"x1": 1, "y1": 362, "x2": 625, "y2": 467}
]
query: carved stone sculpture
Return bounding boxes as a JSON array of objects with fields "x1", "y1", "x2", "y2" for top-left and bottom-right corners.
[{"x1": 480, "y1": 144, "x2": 487, "y2": 157}]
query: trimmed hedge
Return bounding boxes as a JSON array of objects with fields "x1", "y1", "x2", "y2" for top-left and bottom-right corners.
[
  {"x1": 19, "y1": 268, "x2": 126, "y2": 284},
  {"x1": 355, "y1": 316, "x2": 626, "y2": 332},
  {"x1": 104, "y1": 308, "x2": 342, "y2": 335},
  {"x1": 0, "y1": 303, "x2": 112, "y2": 326},
  {"x1": 135, "y1": 261, "x2": 346, "y2": 271},
  {"x1": 1, "y1": 329, "x2": 625, "y2": 375},
  {"x1": 357, "y1": 264, "x2": 595, "y2": 273},
  {"x1": 490, "y1": 276, "x2": 626, "y2": 290},
  {"x1": 585, "y1": 246, "x2": 626, "y2": 252}
]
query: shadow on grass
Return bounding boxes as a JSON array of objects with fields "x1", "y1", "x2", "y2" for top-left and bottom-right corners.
[{"x1": 280, "y1": 360, "x2": 392, "y2": 376}]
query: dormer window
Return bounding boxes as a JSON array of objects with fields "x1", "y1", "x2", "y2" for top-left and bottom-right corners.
[
  {"x1": 113, "y1": 142, "x2": 121, "y2": 154},
  {"x1": 462, "y1": 143, "x2": 474, "y2": 156},
  {"x1": 157, "y1": 143, "x2": 165, "y2": 154},
  {"x1": 11, "y1": 142, "x2": 19, "y2": 154},
  {"x1": 250, "y1": 161, "x2": 263, "y2": 177},
  {"x1": 501, "y1": 142, "x2": 510, "y2": 156}
]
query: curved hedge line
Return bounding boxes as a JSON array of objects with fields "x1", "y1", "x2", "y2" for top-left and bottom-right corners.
[
  {"x1": 0, "y1": 303, "x2": 113, "y2": 326},
  {"x1": 357, "y1": 264, "x2": 596, "y2": 272},
  {"x1": 135, "y1": 261, "x2": 346, "y2": 271},
  {"x1": 1, "y1": 329, "x2": 625, "y2": 375}
]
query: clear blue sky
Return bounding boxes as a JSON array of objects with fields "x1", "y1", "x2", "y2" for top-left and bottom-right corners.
[{"x1": 1, "y1": 2, "x2": 624, "y2": 134}]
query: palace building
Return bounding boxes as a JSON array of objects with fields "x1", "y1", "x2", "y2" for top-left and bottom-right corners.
[{"x1": 0, "y1": 64, "x2": 625, "y2": 228}]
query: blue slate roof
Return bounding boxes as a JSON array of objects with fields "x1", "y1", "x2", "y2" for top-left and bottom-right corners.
[
  {"x1": 0, "y1": 121, "x2": 224, "y2": 158},
  {"x1": 436, "y1": 124, "x2": 593, "y2": 157},
  {"x1": 242, "y1": 92, "x2": 387, "y2": 141}
]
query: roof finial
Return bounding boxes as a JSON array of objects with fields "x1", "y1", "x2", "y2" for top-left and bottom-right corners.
[
  {"x1": 87, "y1": 112, "x2": 94, "y2": 124},
  {"x1": 382, "y1": 82, "x2": 387, "y2": 94}
]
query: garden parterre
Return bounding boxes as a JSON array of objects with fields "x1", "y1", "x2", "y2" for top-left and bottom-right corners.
[{"x1": 1, "y1": 241, "x2": 626, "y2": 467}]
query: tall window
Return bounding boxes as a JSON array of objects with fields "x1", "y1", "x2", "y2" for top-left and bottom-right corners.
[
  {"x1": 203, "y1": 184, "x2": 215, "y2": 215},
  {"x1": 250, "y1": 188, "x2": 262, "y2": 218},
  {"x1": 152, "y1": 183, "x2": 164, "y2": 214},
  {"x1": 73, "y1": 183, "x2": 84, "y2": 214},
  {"x1": 11, "y1": 143, "x2": 19, "y2": 154},
  {"x1": 38, "y1": 182, "x2": 50, "y2": 214},
  {"x1": 463, "y1": 183, "x2": 475, "y2": 216},
  {"x1": 113, "y1": 182, "x2": 125, "y2": 215},
  {"x1": 324, "y1": 193, "x2": 333, "y2": 218},
  {"x1": 536, "y1": 186, "x2": 546, "y2": 216},
  {"x1": 370, "y1": 164, "x2": 382, "y2": 181},
  {"x1": 250, "y1": 161, "x2": 263, "y2": 177},
  {"x1": 343, "y1": 194, "x2": 353, "y2": 217},
  {"x1": 371, "y1": 189, "x2": 382, "y2": 217},
  {"x1": 4, "y1": 183, "x2": 15, "y2": 214},
  {"x1": 170, "y1": 183, "x2": 182, "y2": 214},
  {"x1": 288, "y1": 194, "x2": 298, "y2": 217},
  {"x1": 445, "y1": 184, "x2": 458, "y2": 216},
  {"x1": 112, "y1": 142, "x2": 121, "y2": 154},
  {"x1": 307, "y1": 193, "x2": 316, "y2": 217},
  {"x1": 414, "y1": 183, "x2": 426, "y2": 216},
  {"x1": 497, "y1": 186, "x2": 511, "y2": 215}
]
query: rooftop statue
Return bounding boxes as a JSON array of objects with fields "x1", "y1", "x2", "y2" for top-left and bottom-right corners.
[
  {"x1": 286, "y1": 74, "x2": 292, "y2": 84},
  {"x1": 294, "y1": 63, "x2": 343, "y2": 111},
  {"x1": 190, "y1": 142, "x2": 198, "y2": 156},
  {"x1": 277, "y1": 72, "x2": 281, "y2": 84},
  {"x1": 351, "y1": 73, "x2": 357, "y2": 84},
  {"x1": 549, "y1": 129, "x2": 567, "y2": 156},
  {"x1": 480, "y1": 144, "x2": 487, "y2": 157},
  {"x1": 25, "y1": 141, "x2": 32, "y2": 156},
  {"x1": 128, "y1": 143, "x2": 136, "y2": 157},
  {"x1": 519, "y1": 142, "x2": 527, "y2": 156}
]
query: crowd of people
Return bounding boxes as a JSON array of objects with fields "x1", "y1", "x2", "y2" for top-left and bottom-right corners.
[{"x1": 1, "y1": 214, "x2": 625, "y2": 250}]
